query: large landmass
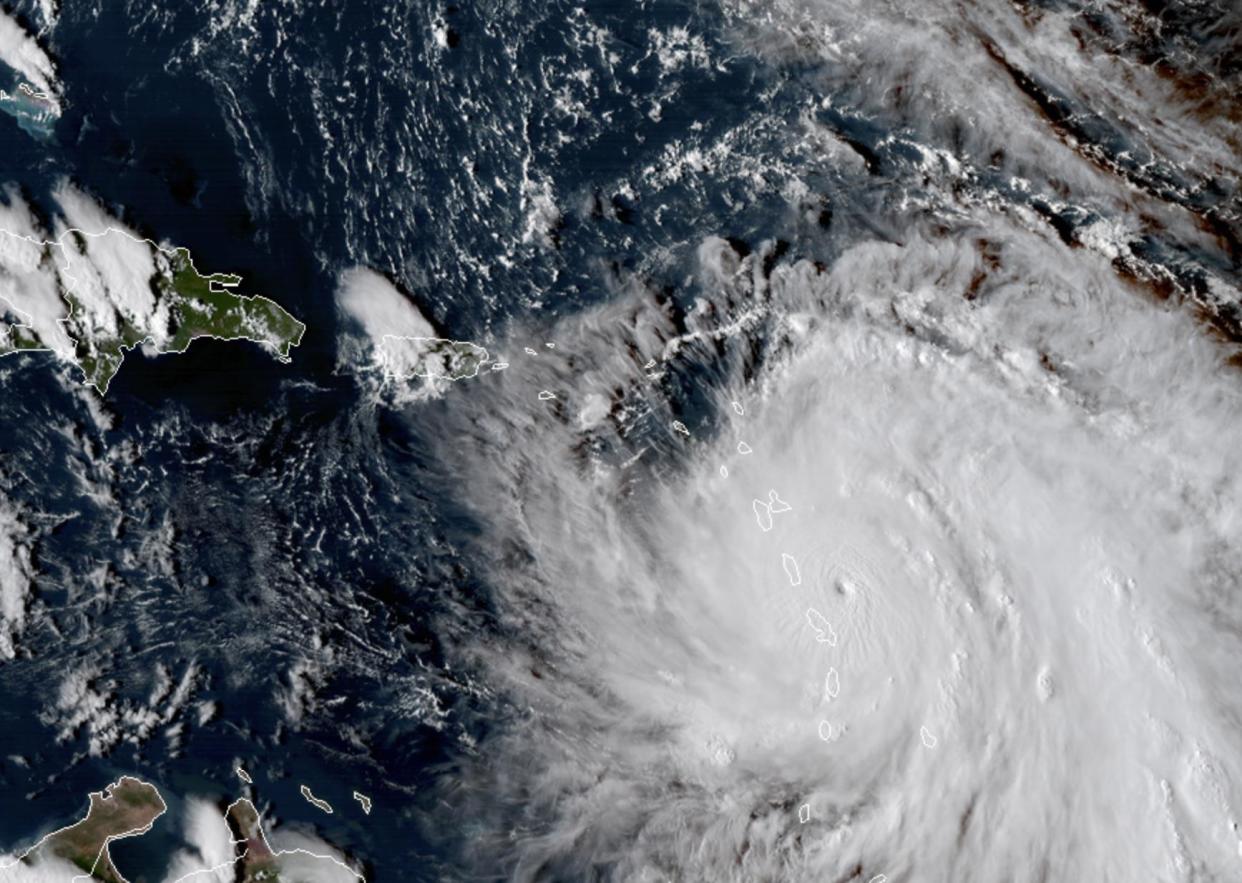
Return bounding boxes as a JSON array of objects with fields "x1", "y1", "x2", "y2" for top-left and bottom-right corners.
[
  {"x1": 0, "y1": 228, "x2": 305, "y2": 393},
  {"x1": 0, "y1": 779, "x2": 361, "y2": 883},
  {"x1": 9, "y1": 777, "x2": 165, "y2": 882}
]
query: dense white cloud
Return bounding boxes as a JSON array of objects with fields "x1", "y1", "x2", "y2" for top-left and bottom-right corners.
[
  {"x1": 0, "y1": 189, "x2": 73, "y2": 359},
  {"x1": 334, "y1": 267, "x2": 436, "y2": 342},
  {"x1": 334, "y1": 265, "x2": 489, "y2": 395},
  {"x1": 51, "y1": 184, "x2": 167, "y2": 344},
  {"x1": 0, "y1": 851, "x2": 83, "y2": 882},
  {"x1": 0, "y1": 10, "x2": 58, "y2": 97},
  {"x1": 160, "y1": 799, "x2": 234, "y2": 883},
  {"x1": 0, "y1": 501, "x2": 32, "y2": 660},
  {"x1": 265, "y1": 831, "x2": 363, "y2": 883},
  {"x1": 425, "y1": 196, "x2": 1242, "y2": 880}
]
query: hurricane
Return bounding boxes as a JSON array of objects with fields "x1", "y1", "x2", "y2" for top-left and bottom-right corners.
[
  {"x1": 402, "y1": 1, "x2": 1242, "y2": 878},
  {"x1": 419, "y1": 205, "x2": 1242, "y2": 880}
]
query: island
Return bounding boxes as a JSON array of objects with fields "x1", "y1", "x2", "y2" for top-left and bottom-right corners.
[
  {"x1": 299, "y1": 785, "x2": 334, "y2": 814},
  {"x1": 377, "y1": 335, "x2": 489, "y2": 381},
  {"x1": 0, "y1": 227, "x2": 306, "y2": 394}
]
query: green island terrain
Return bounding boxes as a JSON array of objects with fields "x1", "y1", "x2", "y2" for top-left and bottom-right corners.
[
  {"x1": 72, "y1": 243, "x2": 307, "y2": 393},
  {"x1": 0, "y1": 320, "x2": 42, "y2": 353},
  {"x1": 0, "y1": 231, "x2": 306, "y2": 393},
  {"x1": 20, "y1": 777, "x2": 165, "y2": 882}
]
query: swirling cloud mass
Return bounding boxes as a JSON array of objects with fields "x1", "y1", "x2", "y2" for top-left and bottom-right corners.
[{"x1": 414, "y1": 1, "x2": 1242, "y2": 880}]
